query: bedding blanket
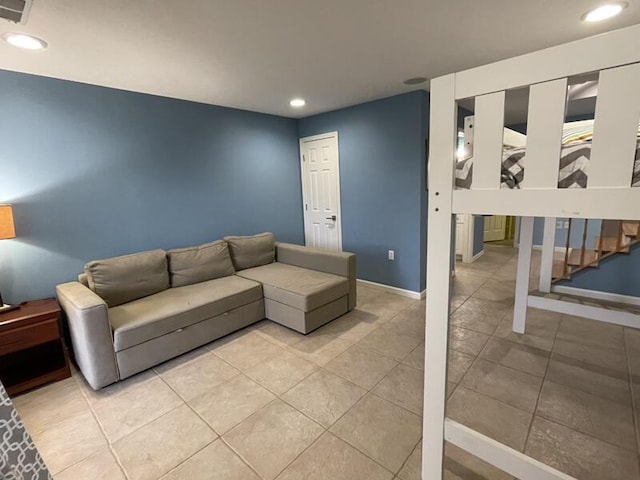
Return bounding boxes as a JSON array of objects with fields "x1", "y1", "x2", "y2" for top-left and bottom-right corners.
[{"x1": 455, "y1": 138, "x2": 640, "y2": 190}]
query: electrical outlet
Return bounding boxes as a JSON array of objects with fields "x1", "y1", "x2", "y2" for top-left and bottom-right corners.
[
  {"x1": 388, "y1": 250, "x2": 395, "y2": 261},
  {"x1": 563, "y1": 221, "x2": 570, "y2": 229},
  {"x1": 556, "y1": 220, "x2": 564, "y2": 229}
]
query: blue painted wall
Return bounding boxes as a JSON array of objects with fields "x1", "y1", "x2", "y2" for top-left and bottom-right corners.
[
  {"x1": 563, "y1": 244, "x2": 640, "y2": 297},
  {"x1": 420, "y1": 94, "x2": 429, "y2": 290},
  {"x1": 0, "y1": 70, "x2": 303, "y2": 303},
  {"x1": 532, "y1": 218, "x2": 601, "y2": 249},
  {"x1": 298, "y1": 91, "x2": 429, "y2": 292},
  {"x1": 473, "y1": 216, "x2": 485, "y2": 256}
]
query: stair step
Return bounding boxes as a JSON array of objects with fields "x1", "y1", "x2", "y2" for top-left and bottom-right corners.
[
  {"x1": 595, "y1": 236, "x2": 631, "y2": 253},
  {"x1": 602, "y1": 219, "x2": 622, "y2": 237},
  {"x1": 567, "y1": 249, "x2": 599, "y2": 267},
  {"x1": 623, "y1": 221, "x2": 640, "y2": 237}
]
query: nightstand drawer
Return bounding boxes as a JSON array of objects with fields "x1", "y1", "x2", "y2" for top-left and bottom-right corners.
[{"x1": 0, "y1": 318, "x2": 60, "y2": 356}]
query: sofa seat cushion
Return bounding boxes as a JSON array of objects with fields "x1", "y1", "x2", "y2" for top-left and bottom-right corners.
[
  {"x1": 110, "y1": 276, "x2": 262, "y2": 351},
  {"x1": 236, "y1": 262, "x2": 348, "y2": 312}
]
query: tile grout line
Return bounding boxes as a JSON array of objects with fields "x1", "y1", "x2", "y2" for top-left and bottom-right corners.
[
  {"x1": 622, "y1": 328, "x2": 640, "y2": 475},
  {"x1": 161, "y1": 336, "x2": 348, "y2": 480},
  {"x1": 521, "y1": 310, "x2": 561, "y2": 455},
  {"x1": 269, "y1": 317, "x2": 424, "y2": 479},
  {"x1": 533, "y1": 320, "x2": 640, "y2": 455},
  {"x1": 220, "y1": 397, "x2": 293, "y2": 480},
  {"x1": 154, "y1": 371, "x2": 260, "y2": 479},
  {"x1": 69, "y1": 373, "x2": 131, "y2": 480},
  {"x1": 394, "y1": 437, "x2": 421, "y2": 480}
]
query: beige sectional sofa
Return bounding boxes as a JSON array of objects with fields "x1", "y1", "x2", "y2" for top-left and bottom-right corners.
[{"x1": 56, "y1": 233, "x2": 356, "y2": 390}]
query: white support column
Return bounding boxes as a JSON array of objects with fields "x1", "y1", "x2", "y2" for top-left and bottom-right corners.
[
  {"x1": 539, "y1": 217, "x2": 556, "y2": 293},
  {"x1": 513, "y1": 217, "x2": 534, "y2": 334},
  {"x1": 423, "y1": 74, "x2": 457, "y2": 479}
]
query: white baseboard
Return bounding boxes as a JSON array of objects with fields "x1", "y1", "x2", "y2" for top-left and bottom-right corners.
[
  {"x1": 528, "y1": 245, "x2": 565, "y2": 252},
  {"x1": 357, "y1": 279, "x2": 425, "y2": 300},
  {"x1": 471, "y1": 250, "x2": 484, "y2": 262},
  {"x1": 551, "y1": 285, "x2": 640, "y2": 307}
]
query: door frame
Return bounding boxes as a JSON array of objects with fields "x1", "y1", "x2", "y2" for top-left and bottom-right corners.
[{"x1": 299, "y1": 131, "x2": 343, "y2": 251}]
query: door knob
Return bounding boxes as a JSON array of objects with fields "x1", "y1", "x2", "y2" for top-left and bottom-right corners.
[{"x1": 326, "y1": 215, "x2": 337, "y2": 221}]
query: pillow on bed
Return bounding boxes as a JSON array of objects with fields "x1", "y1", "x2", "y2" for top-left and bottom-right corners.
[
  {"x1": 562, "y1": 124, "x2": 595, "y2": 144},
  {"x1": 562, "y1": 120, "x2": 640, "y2": 145}
]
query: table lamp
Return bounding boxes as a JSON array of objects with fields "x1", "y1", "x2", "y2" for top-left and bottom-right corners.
[{"x1": 0, "y1": 204, "x2": 18, "y2": 313}]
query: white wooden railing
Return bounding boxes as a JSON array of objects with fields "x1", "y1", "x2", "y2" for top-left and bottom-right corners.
[
  {"x1": 425, "y1": 24, "x2": 640, "y2": 480},
  {"x1": 450, "y1": 26, "x2": 640, "y2": 220}
]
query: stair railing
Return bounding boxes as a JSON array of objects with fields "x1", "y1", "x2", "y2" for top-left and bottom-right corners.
[{"x1": 552, "y1": 219, "x2": 640, "y2": 283}]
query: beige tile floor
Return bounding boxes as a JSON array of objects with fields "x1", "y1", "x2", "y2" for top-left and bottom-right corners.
[{"x1": 11, "y1": 244, "x2": 640, "y2": 480}]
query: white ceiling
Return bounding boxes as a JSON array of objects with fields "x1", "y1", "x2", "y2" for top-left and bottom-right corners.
[{"x1": 0, "y1": 0, "x2": 638, "y2": 118}]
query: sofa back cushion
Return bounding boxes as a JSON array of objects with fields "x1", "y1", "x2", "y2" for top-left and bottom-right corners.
[
  {"x1": 224, "y1": 232, "x2": 275, "y2": 270},
  {"x1": 167, "y1": 240, "x2": 235, "y2": 287},
  {"x1": 84, "y1": 249, "x2": 170, "y2": 307}
]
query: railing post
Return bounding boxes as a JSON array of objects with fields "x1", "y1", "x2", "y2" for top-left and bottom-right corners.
[
  {"x1": 423, "y1": 74, "x2": 457, "y2": 480},
  {"x1": 539, "y1": 217, "x2": 556, "y2": 293},
  {"x1": 513, "y1": 217, "x2": 534, "y2": 334}
]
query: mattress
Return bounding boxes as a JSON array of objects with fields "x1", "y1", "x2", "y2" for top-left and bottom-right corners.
[{"x1": 455, "y1": 138, "x2": 640, "y2": 190}]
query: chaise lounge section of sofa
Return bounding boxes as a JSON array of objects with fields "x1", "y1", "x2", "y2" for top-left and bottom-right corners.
[{"x1": 56, "y1": 233, "x2": 356, "y2": 390}]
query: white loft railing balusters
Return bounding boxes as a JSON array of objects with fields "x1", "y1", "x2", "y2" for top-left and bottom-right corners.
[
  {"x1": 590, "y1": 63, "x2": 640, "y2": 188},
  {"x1": 523, "y1": 78, "x2": 567, "y2": 189},
  {"x1": 472, "y1": 91, "x2": 505, "y2": 190}
]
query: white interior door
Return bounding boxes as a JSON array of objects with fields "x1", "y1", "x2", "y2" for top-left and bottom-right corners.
[
  {"x1": 300, "y1": 132, "x2": 342, "y2": 251},
  {"x1": 484, "y1": 215, "x2": 507, "y2": 242}
]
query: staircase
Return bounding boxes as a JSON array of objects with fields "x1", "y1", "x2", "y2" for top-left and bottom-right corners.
[{"x1": 552, "y1": 219, "x2": 640, "y2": 282}]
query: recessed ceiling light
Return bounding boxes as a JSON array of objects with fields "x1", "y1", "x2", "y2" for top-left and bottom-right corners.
[
  {"x1": 581, "y1": 2, "x2": 627, "y2": 22},
  {"x1": 403, "y1": 77, "x2": 428, "y2": 85},
  {"x1": 290, "y1": 98, "x2": 306, "y2": 107},
  {"x1": 1, "y1": 32, "x2": 47, "y2": 50}
]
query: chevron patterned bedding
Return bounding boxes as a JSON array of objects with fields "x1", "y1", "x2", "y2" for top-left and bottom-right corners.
[{"x1": 455, "y1": 138, "x2": 640, "y2": 190}]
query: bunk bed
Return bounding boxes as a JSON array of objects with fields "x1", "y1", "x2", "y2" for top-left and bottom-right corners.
[
  {"x1": 456, "y1": 119, "x2": 640, "y2": 189},
  {"x1": 424, "y1": 25, "x2": 640, "y2": 480}
]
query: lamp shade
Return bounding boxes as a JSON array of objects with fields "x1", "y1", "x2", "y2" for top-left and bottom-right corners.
[{"x1": 0, "y1": 205, "x2": 16, "y2": 239}]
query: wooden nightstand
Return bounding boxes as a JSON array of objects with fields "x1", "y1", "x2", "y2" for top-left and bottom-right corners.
[{"x1": 0, "y1": 298, "x2": 71, "y2": 396}]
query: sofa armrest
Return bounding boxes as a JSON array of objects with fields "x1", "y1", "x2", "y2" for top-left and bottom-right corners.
[
  {"x1": 56, "y1": 282, "x2": 119, "y2": 390},
  {"x1": 275, "y1": 242, "x2": 357, "y2": 310}
]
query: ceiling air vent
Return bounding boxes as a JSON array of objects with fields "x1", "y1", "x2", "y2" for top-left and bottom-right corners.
[{"x1": 0, "y1": 0, "x2": 33, "y2": 25}]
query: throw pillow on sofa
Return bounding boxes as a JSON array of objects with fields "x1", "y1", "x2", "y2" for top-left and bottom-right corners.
[
  {"x1": 84, "y1": 249, "x2": 170, "y2": 307},
  {"x1": 167, "y1": 240, "x2": 235, "y2": 287},
  {"x1": 224, "y1": 232, "x2": 275, "y2": 270}
]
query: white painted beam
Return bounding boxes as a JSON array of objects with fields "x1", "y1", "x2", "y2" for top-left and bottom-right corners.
[
  {"x1": 455, "y1": 24, "x2": 640, "y2": 99},
  {"x1": 452, "y1": 188, "x2": 640, "y2": 220},
  {"x1": 472, "y1": 91, "x2": 505, "y2": 190},
  {"x1": 539, "y1": 217, "x2": 556, "y2": 293},
  {"x1": 422, "y1": 74, "x2": 457, "y2": 479},
  {"x1": 589, "y1": 63, "x2": 640, "y2": 188},
  {"x1": 552, "y1": 285, "x2": 640, "y2": 307},
  {"x1": 513, "y1": 217, "x2": 534, "y2": 333},
  {"x1": 528, "y1": 295, "x2": 640, "y2": 329},
  {"x1": 523, "y1": 79, "x2": 567, "y2": 189},
  {"x1": 445, "y1": 420, "x2": 577, "y2": 480}
]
